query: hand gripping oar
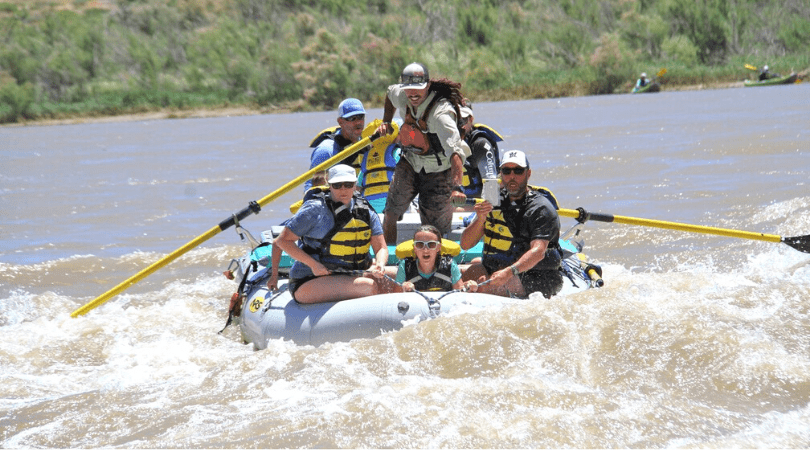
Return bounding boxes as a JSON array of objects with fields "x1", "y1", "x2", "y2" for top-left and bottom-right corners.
[
  {"x1": 71, "y1": 133, "x2": 381, "y2": 317},
  {"x1": 559, "y1": 207, "x2": 810, "y2": 254}
]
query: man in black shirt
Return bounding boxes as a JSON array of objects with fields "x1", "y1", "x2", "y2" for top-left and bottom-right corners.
[{"x1": 460, "y1": 150, "x2": 563, "y2": 298}]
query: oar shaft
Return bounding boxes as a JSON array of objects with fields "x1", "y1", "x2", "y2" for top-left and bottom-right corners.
[
  {"x1": 255, "y1": 133, "x2": 377, "y2": 209},
  {"x1": 558, "y1": 208, "x2": 783, "y2": 244},
  {"x1": 71, "y1": 133, "x2": 379, "y2": 317}
]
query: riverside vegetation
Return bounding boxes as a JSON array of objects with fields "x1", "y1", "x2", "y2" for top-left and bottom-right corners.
[{"x1": 1, "y1": 0, "x2": 808, "y2": 124}]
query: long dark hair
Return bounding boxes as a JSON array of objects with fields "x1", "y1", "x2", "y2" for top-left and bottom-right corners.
[
  {"x1": 429, "y1": 78, "x2": 464, "y2": 108},
  {"x1": 429, "y1": 78, "x2": 465, "y2": 129}
]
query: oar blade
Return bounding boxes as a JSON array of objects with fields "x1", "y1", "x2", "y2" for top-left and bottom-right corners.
[{"x1": 783, "y1": 235, "x2": 810, "y2": 253}]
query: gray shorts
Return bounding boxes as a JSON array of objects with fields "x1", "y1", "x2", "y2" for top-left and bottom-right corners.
[{"x1": 383, "y1": 159, "x2": 454, "y2": 235}]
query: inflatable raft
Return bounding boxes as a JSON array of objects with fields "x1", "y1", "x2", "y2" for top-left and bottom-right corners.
[{"x1": 223, "y1": 219, "x2": 603, "y2": 348}]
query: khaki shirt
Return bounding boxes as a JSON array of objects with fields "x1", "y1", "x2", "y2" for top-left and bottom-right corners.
[{"x1": 387, "y1": 84, "x2": 470, "y2": 174}]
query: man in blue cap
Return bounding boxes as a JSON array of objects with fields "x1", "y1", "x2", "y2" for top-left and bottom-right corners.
[{"x1": 305, "y1": 98, "x2": 368, "y2": 190}]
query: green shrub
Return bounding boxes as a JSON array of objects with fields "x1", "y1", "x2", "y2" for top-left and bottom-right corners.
[
  {"x1": 0, "y1": 80, "x2": 35, "y2": 122},
  {"x1": 662, "y1": 35, "x2": 699, "y2": 67}
]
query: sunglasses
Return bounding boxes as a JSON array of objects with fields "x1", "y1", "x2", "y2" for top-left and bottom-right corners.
[
  {"x1": 414, "y1": 240, "x2": 440, "y2": 250},
  {"x1": 401, "y1": 75, "x2": 427, "y2": 86},
  {"x1": 330, "y1": 182, "x2": 356, "y2": 190},
  {"x1": 342, "y1": 114, "x2": 365, "y2": 122},
  {"x1": 500, "y1": 167, "x2": 526, "y2": 175}
]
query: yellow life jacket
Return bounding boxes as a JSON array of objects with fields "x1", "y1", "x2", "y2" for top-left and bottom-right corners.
[
  {"x1": 301, "y1": 190, "x2": 374, "y2": 270},
  {"x1": 361, "y1": 119, "x2": 399, "y2": 199}
]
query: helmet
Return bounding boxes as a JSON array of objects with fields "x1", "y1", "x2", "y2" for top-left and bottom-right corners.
[
  {"x1": 640, "y1": 72, "x2": 647, "y2": 78},
  {"x1": 763, "y1": 65, "x2": 769, "y2": 71},
  {"x1": 400, "y1": 62, "x2": 429, "y2": 89}
]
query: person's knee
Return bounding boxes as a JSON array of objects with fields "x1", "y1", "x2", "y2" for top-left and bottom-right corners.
[
  {"x1": 462, "y1": 263, "x2": 486, "y2": 281},
  {"x1": 353, "y1": 276, "x2": 378, "y2": 296}
]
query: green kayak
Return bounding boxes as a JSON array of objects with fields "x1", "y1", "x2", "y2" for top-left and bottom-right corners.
[
  {"x1": 632, "y1": 82, "x2": 660, "y2": 93},
  {"x1": 744, "y1": 72, "x2": 798, "y2": 87}
]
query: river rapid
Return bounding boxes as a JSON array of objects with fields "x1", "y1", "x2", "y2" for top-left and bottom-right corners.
[{"x1": 2, "y1": 83, "x2": 809, "y2": 448}]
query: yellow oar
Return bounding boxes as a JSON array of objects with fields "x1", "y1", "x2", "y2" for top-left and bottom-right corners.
[
  {"x1": 744, "y1": 63, "x2": 758, "y2": 71},
  {"x1": 656, "y1": 68, "x2": 667, "y2": 78},
  {"x1": 558, "y1": 207, "x2": 810, "y2": 253},
  {"x1": 71, "y1": 132, "x2": 381, "y2": 317}
]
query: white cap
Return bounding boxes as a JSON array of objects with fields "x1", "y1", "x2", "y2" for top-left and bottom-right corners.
[
  {"x1": 327, "y1": 164, "x2": 357, "y2": 184},
  {"x1": 500, "y1": 150, "x2": 529, "y2": 169},
  {"x1": 641, "y1": 72, "x2": 647, "y2": 78}
]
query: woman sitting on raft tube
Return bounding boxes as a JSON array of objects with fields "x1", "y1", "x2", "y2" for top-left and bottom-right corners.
[
  {"x1": 396, "y1": 225, "x2": 478, "y2": 293},
  {"x1": 274, "y1": 164, "x2": 388, "y2": 304}
]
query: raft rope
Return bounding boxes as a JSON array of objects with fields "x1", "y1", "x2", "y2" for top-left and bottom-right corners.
[{"x1": 435, "y1": 279, "x2": 492, "y2": 301}]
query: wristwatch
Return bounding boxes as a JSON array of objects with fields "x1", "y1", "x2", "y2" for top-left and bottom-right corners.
[{"x1": 510, "y1": 265, "x2": 520, "y2": 276}]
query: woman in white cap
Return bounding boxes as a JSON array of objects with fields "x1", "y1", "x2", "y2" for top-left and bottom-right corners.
[{"x1": 274, "y1": 164, "x2": 389, "y2": 303}]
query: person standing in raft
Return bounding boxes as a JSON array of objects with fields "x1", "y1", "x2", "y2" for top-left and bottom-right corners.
[
  {"x1": 396, "y1": 225, "x2": 478, "y2": 293},
  {"x1": 274, "y1": 164, "x2": 389, "y2": 304},
  {"x1": 376, "y1": 62, "x2": 470, "y2": 244},
  {"x1": 460, "y1": 150, "x2": 564, "y2": 299}
]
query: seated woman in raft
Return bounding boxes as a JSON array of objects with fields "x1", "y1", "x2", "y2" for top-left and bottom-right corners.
[
  {"x1": 395, "y1": 225, "x2": 478, "y2": 293},
  {"x1": 274, "y1": 164, "x2": 388, "y2": 304}
]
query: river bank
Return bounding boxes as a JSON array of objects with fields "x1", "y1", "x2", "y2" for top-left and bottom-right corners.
[{"x1": 3, "y1": 77, "x2": 798, "y2": 128}]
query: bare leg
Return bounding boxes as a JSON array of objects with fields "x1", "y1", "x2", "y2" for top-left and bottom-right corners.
[
  {"x1": 294, "y1": 275, "x2": 378, "y2": 304},
  {"x1": 461, "y1": 262, "x2": 487, "y2": 282},
  {"x1": 383, "y1": 212, "x2": 398, "y2": 245}
]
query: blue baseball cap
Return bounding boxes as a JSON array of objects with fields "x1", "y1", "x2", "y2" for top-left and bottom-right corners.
[{"x1": 337, "y1": 98, "x2": 365, "y2": 119}]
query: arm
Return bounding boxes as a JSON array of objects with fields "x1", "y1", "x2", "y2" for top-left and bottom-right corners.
[
  {"x1": 369, "y1": 234, "x2": 388, "y2": 274},
  {"x1": 376, "y1": 95, "x2": 397, "y2": 136},
  {"x1": 511, "y1": 238, "x2": 550, "y2": 274},
  {"x1": 450, "y1": 152, "x2": 464, "y2": 187},
  {"x1": 275, "y1": 227, "x2": 329, "y2": 277},
  {"x1": 459, "y1": 200, "x2": 492, "y2": 249},
  {"x1": 267, "y1": 242, "x2": 283, "y2": 290},
  {"x1": 487, "y1": 238, "x2": 550, "y2": 288}
]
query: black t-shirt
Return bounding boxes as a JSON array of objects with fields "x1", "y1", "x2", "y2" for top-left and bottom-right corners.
[{"x1": 483, "y1": 189, "x2": 560, "y2": 272}]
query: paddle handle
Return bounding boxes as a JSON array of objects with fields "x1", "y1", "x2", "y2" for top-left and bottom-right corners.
[{"x1": 559, "y1": 207, "x2": 783, "y2": 244}]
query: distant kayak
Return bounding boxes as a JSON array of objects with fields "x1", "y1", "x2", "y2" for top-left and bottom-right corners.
[
  {"x1": 744, "y1": 72, "x2": 798, "y2": 87},
  {"x1": 631, "y1": 82, "x2": 660, "y2": 94}
]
